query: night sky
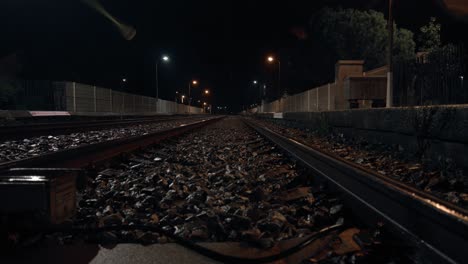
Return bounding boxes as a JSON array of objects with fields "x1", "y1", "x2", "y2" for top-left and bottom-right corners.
[{"x1": 1, "y1": 0, "x2": 467, "y2": 111}]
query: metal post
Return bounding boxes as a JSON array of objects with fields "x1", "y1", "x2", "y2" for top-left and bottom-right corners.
[
  {"x1": 188, "y1": 82, "x2": 191, "y2": 115},
  {"x1": 122, "y1": 93, "x2": 125, "y2": 118},
  {"x1": 386, "y1": 0, "x2": 394, "y2": 108},
  {"x1": 72, "y1": 82, "x2": 76, "y2": 112},
  {"x1": 316, "y1": 88, "x2": 319, "y2": 111},
  {"x1": 93, "y1": 85, "x2": 97, "y2": 112},
  {"x1": 155, "y1": 62, "x2": 159, "y2": 112},
  {"x1": 278, "y1": 60, "x2": 282, "y2": 96},
  {"x1": 327, "y1": 83, "x2": 331, "y2": 110},
  {"x1": 307, "y1": 90, "x2": 310, "y2": 112},
  {"x1": 110, "y1": 89, "x2": 113, "y2": 112}
]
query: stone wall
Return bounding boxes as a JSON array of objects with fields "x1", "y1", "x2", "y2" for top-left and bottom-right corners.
[{"x1": 257, "y1": 105, "x2": 468, "y2": 170}]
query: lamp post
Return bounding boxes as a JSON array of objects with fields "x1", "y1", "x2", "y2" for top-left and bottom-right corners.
[
  {"x1": 386, "y1": 0, "x2": 394, "y2": 108},
  {"x1": 188, "y1": 80, "x2": 198, "y2": 114},
  {"x1": 461, "y1": 76, "x2": 465, "y2": 102},
  {"x1": 267, "y1": 55, "x2": 282, "y2": 97},
  {"x1": 253, "y1": 80, "x2": 262, "y2": 105},
  {"x1": 202, "y1": 90, "x2": 210, "y2": 114},
  {"x1": 181, "y1": 95, "x2": 186, "y2": 104},
  {"x1": 155, "y1": 55, "x2": 170, "y2": 112}
]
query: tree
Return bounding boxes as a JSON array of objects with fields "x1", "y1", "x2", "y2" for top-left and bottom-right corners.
[
  {"x1": 417, "y1": 17, "x2": 441, "y2": 52},
  {"x1": 307, "y1": 7, "x2": 415, "y2": 74}
]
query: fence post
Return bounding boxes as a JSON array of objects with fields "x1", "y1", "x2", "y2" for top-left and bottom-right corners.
[
  {"x1": 327, "y1": 83, "x2": 331, "y2": 111},
  {"x1": 307, "y1": 90, "x2": 310, "y2": 111},
  {"x1": 316, "y1": 88, "x2": 319, "y2": 111},
  {"x1": 110, "y1": 89, "x2": 113, "y2": 113},
  {"x1": 93, "y1": 85, "x2": 97, "y2": 112},
  {"x1": 122, "y1": 93, "x2": 125, "y2": 114},
  {"x1": 72, "y1": 82, "x2": 77, "y2": 112}
]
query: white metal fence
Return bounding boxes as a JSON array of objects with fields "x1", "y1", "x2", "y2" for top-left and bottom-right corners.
[
  {"x1": 259, "y1": 83, "x2": 343, "y2": 113},
  {"x1": 56, "y1": 82, "x2": 203, "y2": 114}
]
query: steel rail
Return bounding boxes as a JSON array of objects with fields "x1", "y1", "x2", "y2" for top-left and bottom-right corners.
[
  {"x1": 0, "y1": 117, "x2": 223, "y2": 171},
  {"x1": 244, "y1": 118, "x2": 467, "y2": 264}
]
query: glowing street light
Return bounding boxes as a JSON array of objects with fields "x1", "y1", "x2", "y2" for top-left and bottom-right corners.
[
  {"x1": 266, "y1": 55, "x2": 282, "y2": 96},
  {"x1": 155, "y1": 54, "x2": 170, "y2": 111},
  {"x1": 188, "y1": 80, "x2": 199, "y2": 114},
  {"x1": 122, "y1": 78, "x2": 127, "y2": 82},
  {"x1": 204, "y1": 89, "x2": 209, "y2": 95},
  {"x1": 253, "y1": 80, "x2": 258, "y2": 84}
]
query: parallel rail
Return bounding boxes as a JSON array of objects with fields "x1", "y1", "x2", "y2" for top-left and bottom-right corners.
[
  {"x1": 244, "y1": 118, "x2": 468, "y2": 264},
  {"x1": 0, "y1": 117, "x2": 223, "y2": 171},
  {"x1": 0, "y1": 115, "x2": 205, "y2": 140}
]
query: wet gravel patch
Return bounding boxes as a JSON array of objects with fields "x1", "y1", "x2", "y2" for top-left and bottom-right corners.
[
  {"x1": 253, "y1": 118, "x2": 468, "y2": 208},
  {"x1": 65, "y1": 117, "x2": 410, "y2": 263},
  {"x1": 0, "y1": 117, "x2": 208, "y2": 163}
]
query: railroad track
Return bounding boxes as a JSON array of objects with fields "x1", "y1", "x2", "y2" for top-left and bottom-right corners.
[
  {"x1": 243, "y1": 118, "x2": 468, "y2": 264},
  {"x1": 0, "y1": 117, "x2": 222, "y2": 171},
  {"x1": 0, "y1": 115, "x2": 205, "y2": 140},
  {"x1": 1, "y1": 116, "x2": 466, "y2": 264}
]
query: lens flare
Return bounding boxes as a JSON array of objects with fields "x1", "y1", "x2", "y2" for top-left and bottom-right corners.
[{"x1": 82, "y1": 0, "x2": 136, "y2": 40}]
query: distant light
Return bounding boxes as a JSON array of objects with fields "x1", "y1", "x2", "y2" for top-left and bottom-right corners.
[
  {"x1": 204, "y1": 89, "x2": 209, "y2": 94},
  {"x1": 176, "y1": 91, "x2": 179, "y2": 94},
  {"x1": 162, "y1": 55, "x2": 170, "y2": 62},
  {"x1": 122, "y1": 78, "x2": 127, "y2": 82},
  {"x1": 192, "y1": 80, "x2": 198, "y2": 85},
  {"x1": 203, "y1": 102, "x2": 207, "y2": 106},
  {"x1": 182, "y1": 95, "x2": 185, "y2": 98},
  {"x1": 253, "y1": 80, "x2": 258, "y2": 84},
  {"x1": 267, "y1": 56, "x2": 274, "y2": 62},
  {"x1": 461, "y1": 76, "x2": 464, "y2": 80}
]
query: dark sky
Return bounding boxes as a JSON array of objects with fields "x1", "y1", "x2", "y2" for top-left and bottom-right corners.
[{"x1": 0, "y1": 0, "x2": 467, "y2": 111}]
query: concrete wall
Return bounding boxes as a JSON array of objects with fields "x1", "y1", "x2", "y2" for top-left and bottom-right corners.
[
  {"x1": 260, "y1": 106, "x2": 468, "y2": 170},
  {"x1": 57, "y1": 82, "x2": 203, "y2": 114}
]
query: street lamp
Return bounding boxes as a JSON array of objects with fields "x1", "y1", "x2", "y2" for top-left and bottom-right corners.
[
  {"x1": 386, "y1": 0, "x2": 394, "y2": 108},
  {"x1": 253, "y1": 80, "x2": 258, "y2": 84},
  {"x1": 188, "y1": 80, "x2": 198, "y2": 114},
  {"x1": 181, "y1": 95, "x2": 186, "y2": 104},
  {"x1": 204, "y1": 89, "x2": 209, "y2": 95},
  {"x1": 267, "y1": 55, "x2": 282, "y2": 96},
  {"x1": 155, "y1": 54, "x2": 170, "y2": 111},
  {"x1": 122, "y1": 78, "x2": 127, "y2": 83},
  {"x1": 461, "y1": 76, "x2": 465, "y2": 101}
]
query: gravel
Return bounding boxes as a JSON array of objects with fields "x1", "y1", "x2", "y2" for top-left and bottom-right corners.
[
  {"x1": 67, "y1": 117, "x2": 405, "y2": 263},
  {"x1": 253, "y1": 117, "x2": 468, "y2": 208},
  {"x1": 0, "y1": 117, "x2": 208, "y2": 163}
]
